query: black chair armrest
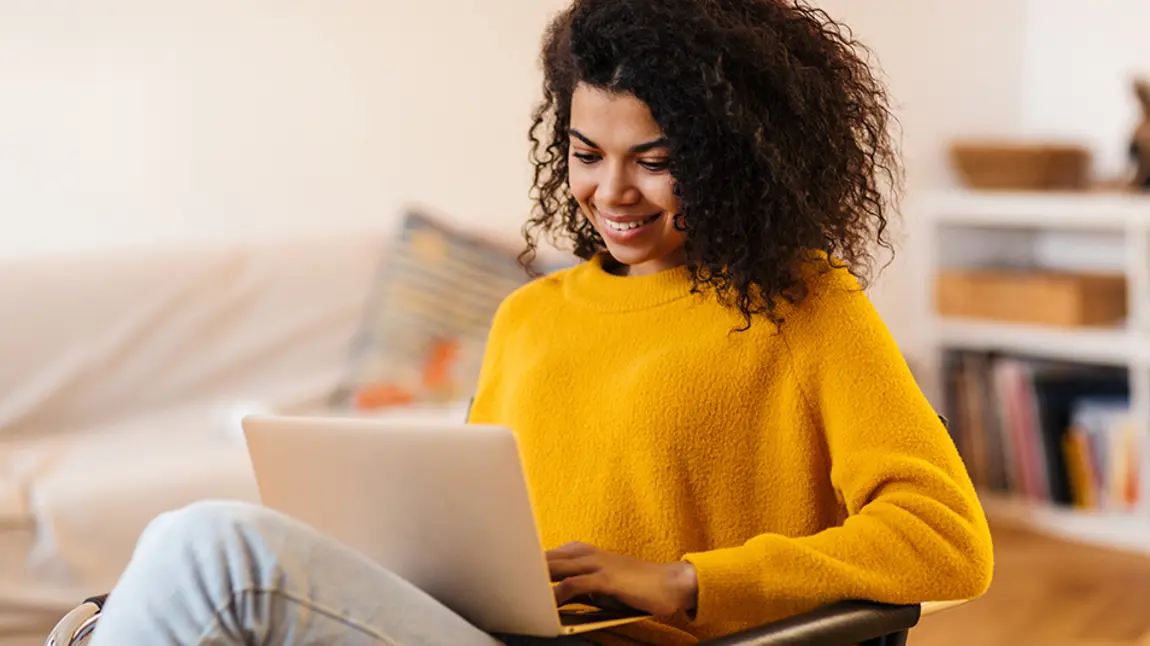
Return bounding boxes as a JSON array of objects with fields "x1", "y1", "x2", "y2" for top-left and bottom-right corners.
[
  {"x1": 45, "y1": 594, "x2": 109, "y2": 646},
  {"x1": 698, "y1": 600, "x2": 921, "y2": 646}
]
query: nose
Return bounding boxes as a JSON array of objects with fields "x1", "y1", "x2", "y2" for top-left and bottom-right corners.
[{"x1": 595, "y1": 161, "x2": 641, "y2": 207}]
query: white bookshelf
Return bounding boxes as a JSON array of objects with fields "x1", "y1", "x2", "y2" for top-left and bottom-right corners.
[
  {"x1": 915, "y1": 188, "x2": 1150, "y2": 554},
  {"x1": 924, "y1": 189, "x2": 1150, "y2": 230},
  {"x1": 935, "y1": 318, "x2": 1143, "y2": 367},
  {"x1": 978, "y1": 492, "x2": 1150, "y2": 555}
]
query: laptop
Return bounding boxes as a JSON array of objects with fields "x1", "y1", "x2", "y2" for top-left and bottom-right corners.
[{"x1": 240, "y1": 414, "x2": 649, "y2": 637}]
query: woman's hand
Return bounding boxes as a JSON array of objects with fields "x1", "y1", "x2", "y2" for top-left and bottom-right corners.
[{"x1": 547, "y1": 541, "x2": 698, "y2": 618}]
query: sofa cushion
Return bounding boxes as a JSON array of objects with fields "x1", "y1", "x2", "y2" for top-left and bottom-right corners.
[
  {"x1": 9, "y1": 407, "x2": 259, "y2": 592},
  {"x1": 0, "y1": 231, "x2": 385, "y2": 442},
  {"x1": 7, "y1": 400, "x2": 474, "y2": 601}
]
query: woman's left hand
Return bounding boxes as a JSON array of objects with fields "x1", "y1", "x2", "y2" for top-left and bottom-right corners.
[{"x1": 547, "y1": 541, "x2": 698, "y2": 618}]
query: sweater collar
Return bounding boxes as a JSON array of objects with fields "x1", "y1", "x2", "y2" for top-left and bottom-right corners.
[{"x1": 562, "y1": 253, "x2": 698, "y2": 312}]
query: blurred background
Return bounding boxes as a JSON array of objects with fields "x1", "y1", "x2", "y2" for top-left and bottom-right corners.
[{"x1": 3, "y1": 1, "x2": 1150, "y2": 644}]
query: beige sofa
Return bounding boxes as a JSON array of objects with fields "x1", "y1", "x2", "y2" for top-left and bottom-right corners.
[{"x1": 0, "y1": 232, "x2": 471, "y2": 644}]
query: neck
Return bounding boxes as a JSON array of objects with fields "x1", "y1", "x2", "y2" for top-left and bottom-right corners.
[
  {"x1": 562, "y1": 253, "x2": 697, "y2": 312},
  {"x1": 609, "y1": 248, "x2": 688, "y2": 277}
]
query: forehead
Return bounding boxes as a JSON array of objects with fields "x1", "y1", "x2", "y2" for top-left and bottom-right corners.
[{"x1": 569, "y1": 84, "x2": 664, "y2": 146}]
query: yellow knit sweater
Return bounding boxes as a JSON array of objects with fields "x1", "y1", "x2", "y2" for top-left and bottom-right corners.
[{"x1": 467, "y1": 254, "x2": 993, "y2": 645}]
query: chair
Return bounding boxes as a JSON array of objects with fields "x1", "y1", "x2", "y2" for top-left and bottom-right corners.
[{"x1": 45, "y1": 594, "x2": 967, "y2": 645}]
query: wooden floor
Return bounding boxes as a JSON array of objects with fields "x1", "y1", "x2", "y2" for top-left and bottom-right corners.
[{"x1": 911, "y1": 521, "x2": 1150, "y2": 646}]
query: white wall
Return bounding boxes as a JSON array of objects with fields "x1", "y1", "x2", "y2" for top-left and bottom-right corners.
[
  {"x1": 0, "y1": 0, "x2": 568, "y2": 258},
  {"x1": 815, "y1": 0, "x2": 1150, "y2": 359},
  {"x1": 813, "y1": 0, "x2": 1032, "y2": 357},
  {"x1": 0, "y1": 0, "x2": 1029, "y2": 326},
  {"x1": 1015, "y1": 0, "x2": 1150, "y2": 181},
  {"x1": 4, "y1": 1, "x2": 1149, "y2": 356},
  {"x1": 815, "y1": 0, "x2": 1031, "y2": 192}
]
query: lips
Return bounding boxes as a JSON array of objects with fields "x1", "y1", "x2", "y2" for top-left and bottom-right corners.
[{"x1": 594, "y1": 210, "x2": 663, "y2": 247}]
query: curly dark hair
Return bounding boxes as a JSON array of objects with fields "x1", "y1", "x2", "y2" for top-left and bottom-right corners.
[{"x1": 519, "y1": 0, "x2": 901, "y2": 329}]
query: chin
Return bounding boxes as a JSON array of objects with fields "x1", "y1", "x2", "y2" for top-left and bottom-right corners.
[
  {"x1": 604, "y1": 246, "x2": 659, "y2": 267},
  {"x1": 600, "y1": 242, "x2": 687, "y2": 277}
]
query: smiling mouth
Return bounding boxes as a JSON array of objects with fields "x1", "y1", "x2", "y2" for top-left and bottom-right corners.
[{"x1": 602, "y1": 213, "x2": 662, "y2": 232}]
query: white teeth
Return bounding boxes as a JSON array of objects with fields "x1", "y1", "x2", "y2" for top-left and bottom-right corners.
[
  {"x1": 607, "y1": 220, "x2": 642, "y2": 231},
  {"x1": 604, "y1": 214, "x2": 658, "y2": 232}
]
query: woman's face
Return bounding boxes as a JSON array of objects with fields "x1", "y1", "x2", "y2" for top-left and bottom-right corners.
[{"x1": 568, "y1": 83, "x2": 686, "y2": 276}]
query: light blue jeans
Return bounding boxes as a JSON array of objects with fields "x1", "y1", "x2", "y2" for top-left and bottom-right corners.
[{"x1": 88, "y1": 500, "x2": 592, "y2": 646}]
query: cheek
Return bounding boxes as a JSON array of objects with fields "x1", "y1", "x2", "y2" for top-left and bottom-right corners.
[
  {"x1": 568, "y1": 165, "x2": 595, "y2": 205},
  {"x1": 644, "y1": 176, "x2": 681, "y2": 212}
]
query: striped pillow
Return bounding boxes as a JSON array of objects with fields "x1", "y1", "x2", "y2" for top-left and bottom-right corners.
[{"x1": 332, "y1": 210, "x2": 545, "y2": 410}]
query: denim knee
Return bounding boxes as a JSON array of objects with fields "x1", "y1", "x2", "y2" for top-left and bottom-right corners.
[{"x1": 135, "y1": 500, "x2": 276, "y2": 557}]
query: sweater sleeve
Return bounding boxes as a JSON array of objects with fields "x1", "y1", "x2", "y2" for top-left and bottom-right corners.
[{"x1": 681, "y1": 267, "x2": 994, "y2": 628}]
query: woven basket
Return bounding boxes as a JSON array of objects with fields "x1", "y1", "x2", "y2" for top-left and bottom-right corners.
[{"x1": 949, "y1": 142, "x2": 1090, "y2": 190}]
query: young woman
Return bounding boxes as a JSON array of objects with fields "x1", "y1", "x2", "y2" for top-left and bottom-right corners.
[{"x1": 88, "y1": 1, "x2": 993, "y2": 644}]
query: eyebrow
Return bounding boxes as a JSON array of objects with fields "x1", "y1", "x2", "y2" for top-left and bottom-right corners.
[{"x1": 569, "y1": 129, "x2": 669, "y2": 154}]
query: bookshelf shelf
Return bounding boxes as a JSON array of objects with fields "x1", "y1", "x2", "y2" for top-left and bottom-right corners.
[
  {"x1": 979, "y1": 492, "x2": 1150, "y2": 555},
  {"x1": 923, "y1": 189, "x2": 1150, "y2": 230},
  {"x1": 917, "y1": 188, "x2": 1150, "y2": 554},
  {"x1": 933, "y1": 319, "x2": 1145, "y2": 367}
]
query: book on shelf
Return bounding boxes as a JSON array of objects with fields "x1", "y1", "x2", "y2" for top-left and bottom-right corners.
[{"x1": 942, "y1": 350, "x2": 1140, "y2": 512}]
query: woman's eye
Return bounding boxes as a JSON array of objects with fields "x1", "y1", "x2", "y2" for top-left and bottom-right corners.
[
  {"x1": 640, "y1": 159, "x2": 670, "y2": 172},
  {"x1": 573, "y1": 152, "x2": 600, "y2": 164}
]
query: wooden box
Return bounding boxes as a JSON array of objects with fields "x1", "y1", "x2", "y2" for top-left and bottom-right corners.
[
  {"x1": 949, "y1": 142, "x2": 1091, "y2": 191},
  {"x1": 935, "y1": 269, "x2": 1127, "y2": 327}
]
